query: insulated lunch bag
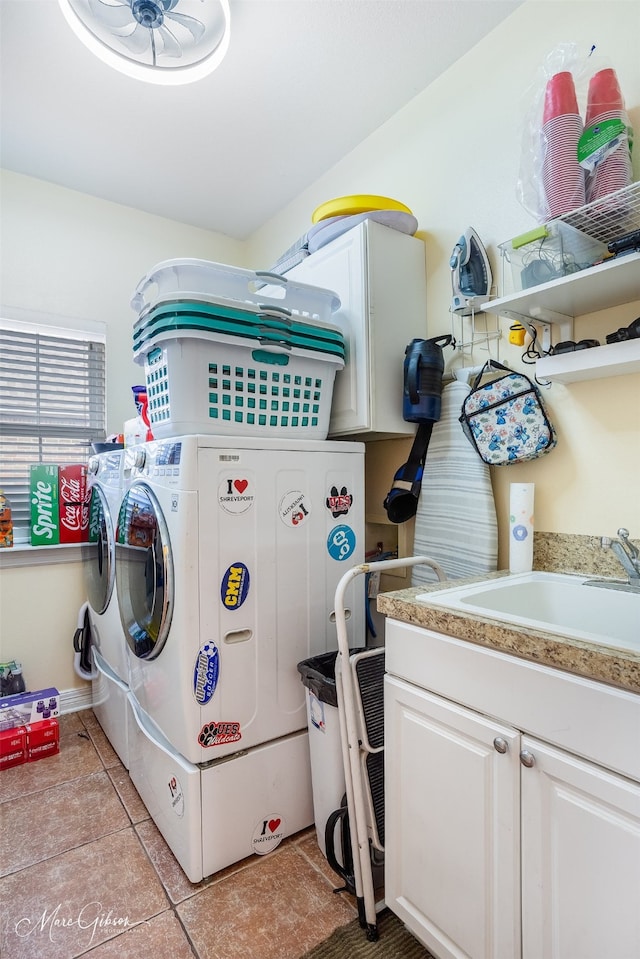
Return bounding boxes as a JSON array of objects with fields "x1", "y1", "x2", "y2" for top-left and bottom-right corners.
[{"x1": 459, "y1": 360, "x2": 557, "y2": 466}]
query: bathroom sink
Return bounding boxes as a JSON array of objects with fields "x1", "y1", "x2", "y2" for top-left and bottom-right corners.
[{"x1": 416, "y1": 571, "x2": 639, "y2": 651}]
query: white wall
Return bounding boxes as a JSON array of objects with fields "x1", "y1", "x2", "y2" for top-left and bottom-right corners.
[
  {"x1": 0, "y1": 173, "x2": 245, "y2": 694},
  {"x1": 1, "y1": 0, "x2": 639, "y2": 695},
  {"x1": 1, "y1": 171, "x2": 246, "y2": 434},
  {"x1": 247, "y1": 0, "x2": 640, "y2": 558}
]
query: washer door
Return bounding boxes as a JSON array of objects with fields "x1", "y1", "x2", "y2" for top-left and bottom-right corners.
[
  {"x1": 82, "y1": 485, "x2": 115, "y2": 615},
  {"x1": 116, "y1": 481, "x2": 173, "y2": 660}
]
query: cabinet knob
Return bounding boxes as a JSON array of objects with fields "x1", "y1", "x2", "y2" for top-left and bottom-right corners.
[
  {"x1": 493, "y1": 737, "x2": 508, "y2": 754},
  {"x1": 519, "y1": 750, "x2": 535, "y2": 768}
]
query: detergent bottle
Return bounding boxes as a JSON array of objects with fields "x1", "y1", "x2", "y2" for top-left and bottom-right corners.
[
  {"x1": 132, "y1": 386, "x2": 154, "y2": 442},
  {"x1": 0, "y1": 490, "x2": 13, "y2": 548}
]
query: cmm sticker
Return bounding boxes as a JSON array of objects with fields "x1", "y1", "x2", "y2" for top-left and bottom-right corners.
[
  {"x1": 221, "y1": 563, "x2": 250, "y2": 609},
  {"x1": 193, "y1": 643, "x2": 219, "y2": 705}
]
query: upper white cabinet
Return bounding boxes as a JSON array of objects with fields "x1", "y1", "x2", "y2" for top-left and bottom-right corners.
[{"x1": 287, "y1": 220, "x2": 427, "y2": 439}]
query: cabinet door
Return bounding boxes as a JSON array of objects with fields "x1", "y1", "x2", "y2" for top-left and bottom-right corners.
[
  {"x1": 288, "y1": 220, "x2": 426, "y2": 437},
  {"x1": 288, "y1": 225, "x2": 370, "y2": 435},
  {"x1": 385, "y1": 674, "x2": 521, "y2": 959},
  {"x1": 521, "y1": 736, "x2": 640, "y2": 959}
]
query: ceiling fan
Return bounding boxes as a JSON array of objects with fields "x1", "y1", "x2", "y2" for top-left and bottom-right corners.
[{"x1": 58, "y1": 0, "x2": 230, "y2": 84}]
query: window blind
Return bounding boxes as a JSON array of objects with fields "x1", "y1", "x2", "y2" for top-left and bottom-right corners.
[{"x1": 0, "y1": 326, "x2": 106, "y2": 538}]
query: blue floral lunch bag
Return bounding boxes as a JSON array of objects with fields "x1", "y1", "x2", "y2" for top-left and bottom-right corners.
[{"x1": 459, "y1": 360, "x2": 557, "y2": 465}]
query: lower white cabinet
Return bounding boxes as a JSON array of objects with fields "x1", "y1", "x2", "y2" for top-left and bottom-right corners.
[
  {"x1": 384, "y1": 623, "x2": 640, "y2": 959},
  {"x1": 385, "y1": 675, "x2": 521, "y2": 959},
  {"x1": 520, "y1": 736, "x2": 640, "y2": 959}
]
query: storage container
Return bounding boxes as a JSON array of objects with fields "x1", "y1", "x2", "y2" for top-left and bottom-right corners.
[{"x1": 499, "y1": 221, "x2": 607, "y2": 294}]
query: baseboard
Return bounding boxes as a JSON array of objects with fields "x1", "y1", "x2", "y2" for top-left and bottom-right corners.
[{"x1": 59, "y1": 685, "x2": 93, "y2": 714}]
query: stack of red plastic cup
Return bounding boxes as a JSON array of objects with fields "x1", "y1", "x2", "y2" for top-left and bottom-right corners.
[
  {"x1": 541, "y1": 71, "x2": 586, "y2": 218},
  {"x1": 584, "y1": 68, "x2": 632, "y2": 205}
]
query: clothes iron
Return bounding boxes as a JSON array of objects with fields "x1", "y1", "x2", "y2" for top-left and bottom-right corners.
[{"x1": 450, "y1": 227, "x2": 492, "y2": 315}]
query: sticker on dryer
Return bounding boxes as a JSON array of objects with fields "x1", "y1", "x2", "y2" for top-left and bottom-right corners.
[
  {"x1": 198, "y1": 721, "x2": 242, "y2": 748},
  {"x1": 251, "y1": 814, "x2": 285, "y2": 855},
  {"x1": 278, "y1": 490, "x2": 311, "y2": 528},
  {"x1": 168, "y1": 775, "x2": 185, "y2": 818},
  {"x1": 325, "y1": 485, "x2": 353, "y2": 518},
  {"x1": 221, "y1": 563, "x2": 250, "y2": 609},
  {"x1": 327, "y1": 524, "x2": 356, "y2": 562},
  {"x1": 193, "y1": 643, "x2": 220, "y2": 705},
  {"x1": 218, "y1": 476, "x2": 255, "y2": 514}
]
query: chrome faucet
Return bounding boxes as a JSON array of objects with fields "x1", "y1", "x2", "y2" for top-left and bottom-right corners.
[{"x1": 602, "y1": 528, "x2": 640, "y2": 586}]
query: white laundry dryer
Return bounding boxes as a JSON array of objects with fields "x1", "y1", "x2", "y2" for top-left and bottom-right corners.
[
  {"x1": 116, "y1": 433, "x2": 365, "y2": 880},
  {"x1": 83, "y1": 449, "x2": 130, "y2": 766}
]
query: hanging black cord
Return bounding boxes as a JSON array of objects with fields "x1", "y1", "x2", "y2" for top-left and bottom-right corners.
[{"x1": 519, "y1": 322, "x2": 552, "y2": 388}]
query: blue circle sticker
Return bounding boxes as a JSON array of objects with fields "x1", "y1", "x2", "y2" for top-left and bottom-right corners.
[
  {"x1": 221, "y1": 562, "x2": 250, "y2": 609},
  {"x1": 193, "y1": 643, "x2": 219, "y2": 705},
  {"x1": 327, "y1": 525, "x2": 356, "y2": 562}
]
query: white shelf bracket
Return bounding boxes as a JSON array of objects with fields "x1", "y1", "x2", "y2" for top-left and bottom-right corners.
[{"x1": 527, "y1": 305, "x2": 574, "y2": 343}]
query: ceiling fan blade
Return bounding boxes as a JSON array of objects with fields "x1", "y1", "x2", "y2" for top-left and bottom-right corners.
[
  {"x1": 163, "y1": 10, "x2": 206, "y2": 43},
  {"x1": 87, "y1": 0, "x2": 135, "y2": 31},
  {"x1": 157, "y1": 24, "x2": 183, "y2": 58},
  {"x1": 116, "y1": 22, "x2": 153, "y2": 55}
]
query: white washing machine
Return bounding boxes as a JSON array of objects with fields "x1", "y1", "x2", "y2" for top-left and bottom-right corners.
[
  {"x1": 116, "y1": 433, "x2": 365, "y2": 880},
  {"x1": 83, "y1": 449, "x2": 130, "y2": 766}
]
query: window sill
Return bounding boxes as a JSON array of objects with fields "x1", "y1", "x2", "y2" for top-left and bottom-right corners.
[{"x1": 0, "y1": 543, "x2": 85, "y2": 568}]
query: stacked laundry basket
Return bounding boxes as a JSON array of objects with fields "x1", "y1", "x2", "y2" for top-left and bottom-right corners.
[{"x1": 131, "y1": 259, "x2": 346, "y2": 440}]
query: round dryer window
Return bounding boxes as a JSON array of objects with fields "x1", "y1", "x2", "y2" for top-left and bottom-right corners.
[
  {"x1": 115, "y1": 482, "x2": 174, "y2": 659},
  {"x1": 82, "y1": 485, "x2": 115, "y2": 616}
]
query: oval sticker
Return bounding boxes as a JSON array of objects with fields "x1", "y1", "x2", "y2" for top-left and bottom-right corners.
[
  {"x1": 168, "y1": 776, "x2": 185, "y2": 818},
  {"x1": 252, "y1": 814, "x2": 285, "y2": 856},
  {"x1": 278, "y1": 490, "x2": 311, "y2": 528},
  {"x1": 193, "y1": 643, "x2": 220, "y2": 705},
  {"x1": 221, "y1": 562, "x2": 250, "y2": 609},
  {"x1": 218, "y1": 476, "x2": 255, "y2": 515},
  {"x1": 327, "y1": 524, "x2": 356, "y2": 562}
]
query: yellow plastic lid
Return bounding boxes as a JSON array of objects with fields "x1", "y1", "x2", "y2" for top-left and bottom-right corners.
[{"x1": 311, "y1": 194, "x2": 413, "y2": 224}]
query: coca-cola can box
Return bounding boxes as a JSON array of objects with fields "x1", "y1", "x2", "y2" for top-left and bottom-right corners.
[
  {"x1": 0, "y1": 726, "x2": 27, "y2": 770},
  {"x1": 30, "y1": 465, "x2": 60, "y2": 546},
  {"x1": 0, "y1": 719, "x2": 60, "y2": 770},
  {"x1": 26, "y1": 718, "x2": 60, "y2": 762},
  {"x1": 59, "y1": 464, "x2": 91, "y2": 543},
  {"x1": 0, "y1": 688, "x2": 59, "y2": 731}
]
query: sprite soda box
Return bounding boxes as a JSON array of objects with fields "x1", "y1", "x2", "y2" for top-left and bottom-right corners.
[{"x1": 30, "y1": 465, "x2": 60, "y2": 546}]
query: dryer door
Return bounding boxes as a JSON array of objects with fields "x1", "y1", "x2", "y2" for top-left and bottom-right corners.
[
  {"x1": 82, "y1": 485, "x2": 115, "y2": 615},
  {"x1": 116, "y1": 481, "x2": 174, "y2": 661}
]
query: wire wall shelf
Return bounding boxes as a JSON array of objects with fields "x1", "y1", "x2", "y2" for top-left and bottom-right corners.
[{"x1": 557, "y1": 181, "x2": 640, "y2": 246}]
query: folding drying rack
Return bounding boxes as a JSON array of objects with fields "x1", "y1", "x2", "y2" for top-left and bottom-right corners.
[{"x1": 333, "y1": 556, "x2": 447, "y2": 941}]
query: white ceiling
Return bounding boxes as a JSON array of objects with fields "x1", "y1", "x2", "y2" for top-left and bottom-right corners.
[{"x1": 1, "y1": 0, "x2": 522, "y2": 240}]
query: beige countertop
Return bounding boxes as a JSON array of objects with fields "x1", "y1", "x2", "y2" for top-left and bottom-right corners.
[{"x1": 377, "y1": 572, "x2": 640, "y2": 695}]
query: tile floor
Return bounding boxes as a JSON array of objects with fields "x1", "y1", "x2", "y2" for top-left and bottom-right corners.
[{"x1": 0, "y1": 710, "x2": 359, "y2": 959}]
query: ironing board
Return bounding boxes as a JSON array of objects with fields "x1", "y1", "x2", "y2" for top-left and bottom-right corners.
[{"x1": 412, "y1": 379, "x2": 498, "y2": 586}]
